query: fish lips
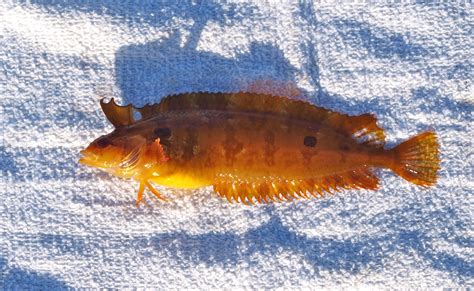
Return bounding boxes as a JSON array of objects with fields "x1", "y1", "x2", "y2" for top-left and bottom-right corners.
[{"x1": 78, "y1": 149, "x2": 103, "y2": 168}]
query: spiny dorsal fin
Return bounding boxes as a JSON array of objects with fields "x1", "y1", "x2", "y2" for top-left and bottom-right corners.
[
  {"x1": 100, "y1": 98, "x2": 161, "y2": 127},
  {"x1": 213, "y1": 168, "x2": 379, "y2": 205},
  {"x1": 100, "y1": 98, "x2": 134, "y2": 127},
  {"x1": 101, "y1": 92, "x2": 385, "y2": 147}
]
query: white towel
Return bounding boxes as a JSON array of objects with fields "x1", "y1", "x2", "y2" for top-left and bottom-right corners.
[{"x1": 1, "y1": 1, "x2": 472, "y2": 288}]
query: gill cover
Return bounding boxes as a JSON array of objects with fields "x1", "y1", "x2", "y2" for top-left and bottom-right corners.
[{"x1": 79, "y1": 134, "x2": 147, "y2": 171}]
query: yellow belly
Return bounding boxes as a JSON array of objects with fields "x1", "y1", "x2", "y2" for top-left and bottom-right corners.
[{"x1": 150, "y1": 173, "x2": 211, "y2": 189}]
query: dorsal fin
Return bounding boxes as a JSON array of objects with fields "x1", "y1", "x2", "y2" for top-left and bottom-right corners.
[
  {"x1": 100, "y1": 98, "x2": 161, "y2": 127},
  {"x1": 100, "y1": 98, "x2": 134, "y2": 127},
  {"x1": 100, "y1": 92, "x2": 385, "y2": 147}
]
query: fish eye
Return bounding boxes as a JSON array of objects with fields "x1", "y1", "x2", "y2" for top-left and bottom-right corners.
[{"x1": 96, "y1": 138, "x2": 111, "y2": 148}]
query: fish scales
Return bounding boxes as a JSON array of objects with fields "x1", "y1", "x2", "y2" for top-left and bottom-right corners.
[
  {"x1": 79, "y1": 92, "x2": 440, "y2": 205},
  {"x1": 140, "y1": 111, "x2": 366, "y2": 179}
]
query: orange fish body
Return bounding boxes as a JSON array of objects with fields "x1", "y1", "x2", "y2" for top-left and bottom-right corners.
[{"x1": 79, "y1": 92, "x2": 439, "y2": 205}]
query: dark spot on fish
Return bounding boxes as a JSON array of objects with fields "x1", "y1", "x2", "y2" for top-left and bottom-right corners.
[
  {"x1": 264, "y1": 130, "x2": 275, "y2": 145},
  {"x1": 340, "y1": 143, "x2": 350, "y2": 151},
  {"x1": 223, "y1": 124, "x2": 243, "y2": 166},
  {"x1": 154, "y1": 127, "x2": 172, "y2": 139},
  {"x1": 96, "y1": 138, "x2": 111, "y2": 148},
  {"x1": 201, "y1": 149, "x2": 215, "y2": 168},
  {"x1": 284, "y1": 117, "x2": 294, "y2": 133},
  {"x1": 183, "y1": 128, "x2": 199, "y2": 161},
  {"x1": 263, "y1": 130, "x2": 276, "y2": 166},
  {"x1": 304, "y1": 136, "x2": 317, "y2": 147}
]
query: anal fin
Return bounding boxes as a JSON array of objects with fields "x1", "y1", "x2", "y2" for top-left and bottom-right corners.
[{"x1": 213, "y1": 169, "x2": 379, "y2": 204}]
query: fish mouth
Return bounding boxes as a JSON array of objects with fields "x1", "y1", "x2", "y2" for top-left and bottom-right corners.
[{"x1": 79, "y1": 149, "x2": 102, "y2": 168}]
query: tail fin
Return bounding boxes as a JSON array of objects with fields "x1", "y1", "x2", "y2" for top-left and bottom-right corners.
[{"x1": 391, "y1": 131, "x2": 440, "y2": 186}]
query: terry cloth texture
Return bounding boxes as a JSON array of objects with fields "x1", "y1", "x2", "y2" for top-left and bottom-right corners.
[{"x1": 1, "y1": 1, "x2": 472, "y2": 289}]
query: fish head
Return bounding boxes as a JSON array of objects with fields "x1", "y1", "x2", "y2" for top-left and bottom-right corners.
[{"x1": 79, "y1": 131, "x2": 152, "y2": 179}]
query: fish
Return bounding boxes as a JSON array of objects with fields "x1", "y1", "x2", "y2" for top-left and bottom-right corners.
[{"x1": 79, "y1": 92, "x2": 440, "y2": 206}]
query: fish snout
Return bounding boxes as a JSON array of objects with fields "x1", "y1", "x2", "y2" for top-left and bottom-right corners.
[{"x1": 78, "y1": 149, "x2": 99, "y2": 167}]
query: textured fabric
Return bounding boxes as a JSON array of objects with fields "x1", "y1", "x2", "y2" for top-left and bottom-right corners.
[{"x1": 1, "y1": 1, "x2": 472, "y2": 289}]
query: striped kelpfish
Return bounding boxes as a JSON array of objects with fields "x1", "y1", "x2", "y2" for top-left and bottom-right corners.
[{"x1": 79, "y1": 92, "x2": 440, "y2": 205}]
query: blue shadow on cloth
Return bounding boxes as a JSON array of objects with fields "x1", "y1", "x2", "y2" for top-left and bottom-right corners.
[
  {"x1": 150, "y1": 216, "x2": 382, "y2": 274},
  {"x1": 25, "y1": 207, "x2": 471, "y2": 284},
  {"x1": 411, "y1": 87, "x2": 473, "y2": 122},
  {"x1": 299, "y1": 1, "x2": 430, "y2": 62},
  {"x1": 0, "y1": 257, "x2": 69, "y2": 289},
  {"x1": 115, "y1": 33, "x2": 297, "y2": 106},
  {"x1": 148, "y1": 211, "x2": 472, "y2": 282},
  {"x1": 352, "y1": 86, "x2": 473, "y2": 134},
  {"x1": 0, "y1": 146, "x2": 17, "y2": 178},
  {"x1": 150, "y1": 201, "x2": 472, "y2": 281},
  {"x1": 30, "y1": 0, "x2": 257, "y2": 30},
  {"x1": 368, "y1": 204, "x2": 473, "y2": 280},
  {"x1": 329, "y1": 19, "x2": 429, "y2": 60}
]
